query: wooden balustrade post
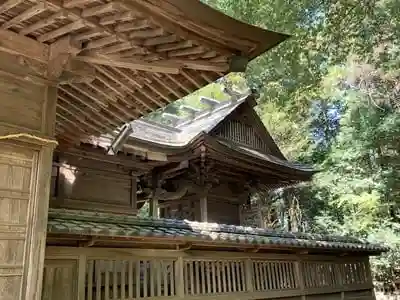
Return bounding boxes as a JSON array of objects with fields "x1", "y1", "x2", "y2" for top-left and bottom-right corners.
[
  {"x1": 77, "y1": 254, "x2": 87, "y2": 300},
  {"x1": 365, "y1": 258, "x2": 377, "y2": 300},
  {"x1": 245, "y1": 258, "x2": 254, "y2": 292},
  {"x1": 175, "y1": 256, "x2": 185, "y2": 298},
  {"x1": 295, "y1": 258, "x2": 305, "y2": 300},
  {"x1": 335, "y1": 261, "x2": 345, "y2": 300}
]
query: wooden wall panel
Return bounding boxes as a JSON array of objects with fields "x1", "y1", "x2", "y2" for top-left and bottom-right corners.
[
  {"x1": 207, "y1": 200, "x2": 240, "y2": 225},
  {"x1": 65, "y1": 170, "x2": 130, "y2": 205},
  {"x1": 161, "y1": 199, "x2": 195, "y2": 220},
  {"x1": 42, "y1": 260, "x2": 77, "y2": 300},
  {"x1": 0, "y1": 74, "x2": 44, "y2": 132},
  {"x1": 51, "y1": 157, "x2": 136, "y2": 214},
  {"x1": 0, "y1": 67, "x2": 56, "y2": 299},
  {"x1": 0, "y1": 143, "x2": 35, "y2": 300}
]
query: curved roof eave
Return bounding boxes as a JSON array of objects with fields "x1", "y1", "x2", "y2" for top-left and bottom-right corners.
[
  {"x1": 150, "y1": 0, "x2": 290, "y2": 58},
  {"x1": 205, "y1": 137, "x2": 316, "y2": 179}
]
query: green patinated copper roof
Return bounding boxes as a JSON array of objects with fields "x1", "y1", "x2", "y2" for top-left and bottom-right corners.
[{"x1": 47, "y1": 208, "x2": 388, "y2": 253}]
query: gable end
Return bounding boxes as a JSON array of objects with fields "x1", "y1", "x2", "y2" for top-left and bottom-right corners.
[{"x1": 214, "y1": 119, "x2": 271, "y2": 153}]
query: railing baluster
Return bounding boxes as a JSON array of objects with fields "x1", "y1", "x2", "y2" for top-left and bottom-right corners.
[
  {"x1": 175, "y1": 257, "x2": 184, "y2": 298},
  {"x1": 245, "y1": 259, "x2": 254, "y2": 292}
]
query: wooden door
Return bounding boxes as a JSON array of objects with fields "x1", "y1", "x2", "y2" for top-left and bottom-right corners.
[{"x1": 0, "y1": 142, "x2": 37, "y2": 299}]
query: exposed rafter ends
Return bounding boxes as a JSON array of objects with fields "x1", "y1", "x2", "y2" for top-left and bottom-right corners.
[{"x1": 0, "y1": 0, "x2": 289, "y2": 145}]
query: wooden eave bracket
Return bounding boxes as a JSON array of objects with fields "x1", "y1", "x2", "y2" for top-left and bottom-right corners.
[
  {"x1": 0, "y1": 29, "x2": 94, "y2": 83},
  {"x1": 59, "y1": 60, "x2": 96, "y2": 84},
  {"x1": 48, "y1": 35, "x2": 90, "y2": 81}
]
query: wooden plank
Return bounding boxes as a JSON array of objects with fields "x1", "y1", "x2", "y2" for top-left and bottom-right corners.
[
  {"x1": 114, "y1": 19, "x2": 150, "y2": 32},
  {"x1": 45, "y1": 247, "x2": 369, "y2": 263},
  {"x1": 75, "y1": 55, "x2": 181, "y2": 74},
  {"x1": 1, "y1": 2, "x2": 48, "y2": 30},
  {"x1": 76, "y1": 54, "x2": 228, "y2": 72},
  {"x1": 0, "y1": 0, "x2": 24, "y2": 15},
  {"x1": 38, "y1": 20, "x2": 87, "y2": 42},
  {"x1": 19, "y1": 11, "x2": 68, "y2": 36},
  {"x1": 0, "y1": 144, "x2": 33, "y2": 300},
  {"x1": 0, "y1": 28, "x2": 49, "y2": 63},
  {"x1": 48, "y1": 35, "x2": 82, "y2": 79},
  {"x1": 81, "y1": 2, "x2": 119, "y2": 18},
  {"x1": 0, "y1": 78, "x2": 57, "y2": 300}
]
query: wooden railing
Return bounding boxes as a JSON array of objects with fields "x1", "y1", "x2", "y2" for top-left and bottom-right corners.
[{"x1": 42, "y1": 247, "x2": 375, "y2": 300}]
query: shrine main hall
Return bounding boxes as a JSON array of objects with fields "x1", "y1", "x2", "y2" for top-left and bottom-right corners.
[{"x1": 0, "y1": 1, "x2": 385, "y2": 300}]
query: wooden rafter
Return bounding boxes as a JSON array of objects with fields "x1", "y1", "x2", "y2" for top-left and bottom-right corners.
[{"x1": 0, "y1": 0, "x2": 288, "y2": 144}]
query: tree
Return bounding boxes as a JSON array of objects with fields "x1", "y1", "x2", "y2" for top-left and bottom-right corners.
[{"x1": 200, "y1": 0, "x2": 400, "y2": 285}]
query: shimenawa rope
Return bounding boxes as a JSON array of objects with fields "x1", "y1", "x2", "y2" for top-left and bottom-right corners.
[{"x1": 0, "y1": 133, "x2": 58, "y2": 146}]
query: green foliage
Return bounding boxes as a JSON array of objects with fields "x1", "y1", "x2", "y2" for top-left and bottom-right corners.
[
  {"x1": 146, "y1": 73, "x2": 248, "y2": 125},
  {"x1": 201, "y1": 0, "x2": 400, "y2": 285}
]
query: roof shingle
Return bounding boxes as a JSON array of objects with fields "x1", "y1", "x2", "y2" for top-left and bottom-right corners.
[{"x1": 47, "y1": 209, "x2": 388, "y2": 253}]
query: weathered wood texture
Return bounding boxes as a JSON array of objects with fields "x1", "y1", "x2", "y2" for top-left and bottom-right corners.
[
  {"x1": 0, "y1": 71, "x2": 56, "y2": 300},
  {"x1": 0, "y1": 0, "x2": 286, "y2": 145},
  {"x1": 43, "y1": 247, "x2": 377, "y2": 300},
  {"x1": 161, "y1": 190, "x2": 243, "y2": 225},
  {"x1": 50, "y1": 155, "x2": 137, "y2": 214},
  {"x1": 207, "y1": 200, "x2": 240, "y2": 225},
  {"x1": 160, "y1": 197, "x2": 240, "y2": 225}
]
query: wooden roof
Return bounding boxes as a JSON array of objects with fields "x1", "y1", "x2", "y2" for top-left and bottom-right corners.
[
  {"x1": 86, "y1": 94, "x2": 316, "y2": 183},
  {"x1": 0, "y1": 0, "x2": 288, "y2": 145}
]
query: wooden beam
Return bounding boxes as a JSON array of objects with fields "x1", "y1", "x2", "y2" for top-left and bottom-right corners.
[
  {"x1": 19, "y1": 11, "x2": 69, "y2": 36},
  {"x1": 200, "y1": 194, "x2": 208, "y2": 222},
  {"x1": 173, "y1": 58, "x2": 229, "y2": 72},
  {"x1": 37, "y1": 19, "x2": 87, "y2": 42},
  {"x1": 48, "y1": 35, "x2": 82, "y2": 79},
  {"x1": 1, "y1": 2, "x2": 48, "y2": 29},
  {"x1": 59, "y1": 60, "x2": 96, "y2": 84},
  {"x1": 81, "y1": 2, "x2": 119, "y2": 18},
  {"x1": 75, "y1": 55, "x2": 181, "y2": 74},
  {"x1": 0, "y1": 0, "x2": 24, "y2": 15},
  {"x1": 0, "y1": 28, "x2": 49, "y2": 63},
  {"x1": 75, "y1": 54, "x2": 229, "y2": 73}
]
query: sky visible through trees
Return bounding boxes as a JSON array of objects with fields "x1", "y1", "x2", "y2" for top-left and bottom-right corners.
[{"x1": 148, "y1": 0, "x2": 399, "y2": 286}]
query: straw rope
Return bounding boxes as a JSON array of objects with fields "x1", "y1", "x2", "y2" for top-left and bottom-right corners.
[{"x1": 0, "y1": 133, "x2": 58, "y2": 146}]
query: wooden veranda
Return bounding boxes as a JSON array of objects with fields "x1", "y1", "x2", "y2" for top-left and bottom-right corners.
[{"x1": 44, "y1": 247, "x2": 375, "y2": 300}]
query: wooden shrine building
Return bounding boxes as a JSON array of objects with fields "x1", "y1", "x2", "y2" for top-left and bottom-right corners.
[
  {"x1": 73, "y1": 92, "x2": 317, "y2": 225},
  {"x1": 0, "y1": 0, "x2": 386, "y2": 300},
  {"x1": 43, "y1": 91, "x2": 388, "y2": 300}
]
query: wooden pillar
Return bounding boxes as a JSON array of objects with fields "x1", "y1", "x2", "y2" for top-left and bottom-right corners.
[
  {"x1": 0, "y1": 69, "x2": 57, "y2": 299},
  {"x1": 257, "y1": 201, "x2": 265, "y2": 228},
  {"x1": 149, "y1": 196, "x2": 159, "y2": 218},
  {"x1": 130, "y1": 173, "x2": 137, "y2": 214},
  {"x1": 150, "y1": 171, "x2": 159, "y2": 218},
  {"x1": 294, "y1": 257, "x2": 305, "y2": 300},
  {"x1": 200, "y1": 195, "x2": 208, "y2": 222}
]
